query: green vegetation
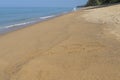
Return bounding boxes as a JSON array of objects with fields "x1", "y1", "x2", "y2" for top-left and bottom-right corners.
[{"x1": 86, "y1": 0, "x2": 120, "y2": 6}]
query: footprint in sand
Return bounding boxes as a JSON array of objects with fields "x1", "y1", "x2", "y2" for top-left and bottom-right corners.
[
  {"x1": 61, "y1": 42, "x2": 106, "y2": 55},
  {"x1": 45, "y1": 42, "x2": 107, "y2": 56}
]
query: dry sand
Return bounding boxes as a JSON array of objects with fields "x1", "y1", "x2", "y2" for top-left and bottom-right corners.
[
  {"x1": 83, "y1": 4, "x2": 120, "y2": 40},
  {"x1": 0, "y1": 4, "x2": 120, "y2": 80}
]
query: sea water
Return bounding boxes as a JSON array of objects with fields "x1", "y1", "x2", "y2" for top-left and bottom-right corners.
[{"x1": 0, "y1": 7, "x2": 72, "y2": 33}]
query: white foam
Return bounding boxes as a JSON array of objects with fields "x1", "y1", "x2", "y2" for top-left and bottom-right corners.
[
  {"x1": 40, "y1": 15, "x2": 55, "y2": 19},
  {"x1": 4, "y1": 21, "x2": 35, "y2": 29}
]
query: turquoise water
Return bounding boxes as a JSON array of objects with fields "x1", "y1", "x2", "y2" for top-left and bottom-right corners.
[{"x1": 0, "y1": 7, "x2": 72, "y2": 31}]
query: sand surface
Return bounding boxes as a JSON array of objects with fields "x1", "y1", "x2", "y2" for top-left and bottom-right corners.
[
  {"x1": 0, "y1": 4, "x2": 120, "y2": 80},
  {"x1": 83, "y1": 4, "x2": 120, "y2": 40}
]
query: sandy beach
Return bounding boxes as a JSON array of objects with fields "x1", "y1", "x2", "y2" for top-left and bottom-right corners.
[{"x1": 0, "y1": 4, "x2": 120, "y2": 80}]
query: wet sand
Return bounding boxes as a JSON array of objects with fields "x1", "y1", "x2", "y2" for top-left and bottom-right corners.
[{"x1": 0, "y1": 5, "x2": 120, "y2": 80}]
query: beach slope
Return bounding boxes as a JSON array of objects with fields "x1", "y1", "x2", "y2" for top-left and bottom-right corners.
[{"x1": 0, "y1": 4, "x2": 120, "y2": 80}]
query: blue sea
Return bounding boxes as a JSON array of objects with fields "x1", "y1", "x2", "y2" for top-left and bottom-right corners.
[{"x1": 0, "y1": 7, "x2": 73, "y2": 33}]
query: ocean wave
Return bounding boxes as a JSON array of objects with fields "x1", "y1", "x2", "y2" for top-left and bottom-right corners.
[
  {"x1": 0, "y1": 15, "x2": 56, "y2": 30},
  {"x1": 39, "y1": 15, "x2": 56, "y2": 19},
  {"x1": 2, "y1": 21, "x2": 36, "y2": 29},
  {"x1": 0, "y1": 11, "x2": 70, "y2": 32}
]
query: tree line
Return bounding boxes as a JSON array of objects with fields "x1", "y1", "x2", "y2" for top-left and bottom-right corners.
[{"x1": 86, "y1": 0, "x2": 120, "y2": 6}]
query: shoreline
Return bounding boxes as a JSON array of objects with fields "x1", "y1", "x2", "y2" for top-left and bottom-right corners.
[
  {"x1": 0, "y1": 5, "x2": 120, "y2": 80},
  {"x1": 0, "y1": 9, "x2": 74, "y2": 35},
  {"x1": 0, "y1": 14, "x2": 59, "y2": 35}
]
